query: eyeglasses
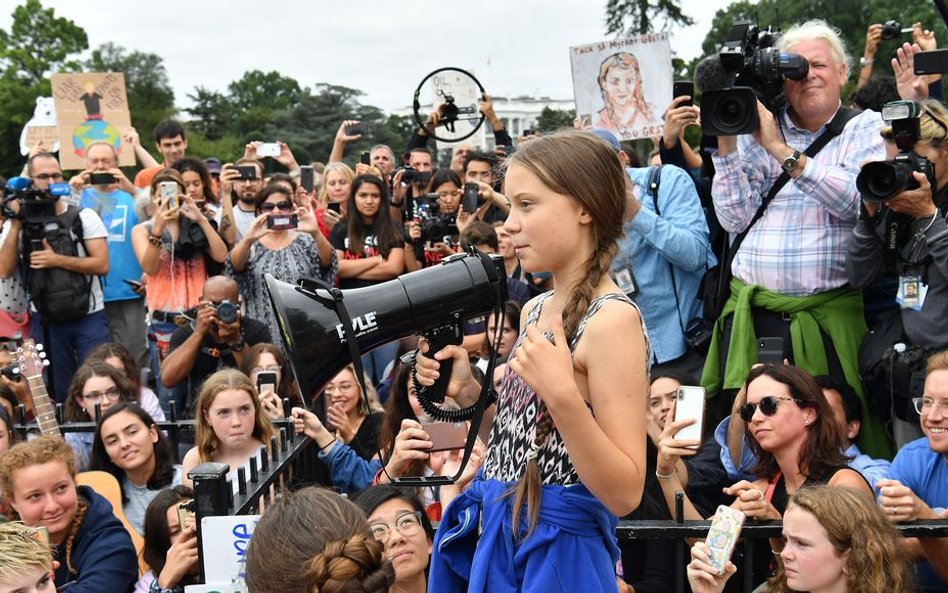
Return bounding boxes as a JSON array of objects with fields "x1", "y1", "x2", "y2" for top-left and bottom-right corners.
[
  {"x1": 368, "y1": 511, "x2": 423, "y2": 543},
  {"x1": 324, "y1": 382, "x2": 355, "y2": 395},
  {"x1": 82, "y1": 387, "x2": 122, "y2": 402},
  {"x1": 913, "y1": 396, "x2": 948, "y2": 415},
  {"x1": 738, "y1": 395, "x2": 801, "y2": 422},
  {"x1": 33, "y1": 173, "x2": 63, "y2": 181},
  {"x1": 260, "y1": 201, "x2": 293, "y2": 212}
]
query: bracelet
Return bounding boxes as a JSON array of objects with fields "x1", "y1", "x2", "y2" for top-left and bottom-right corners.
[
  {"x1": 318, "y1": 438, "x2": 336, "y2": 452},
  {"x1": 147, "y1": 234, "x2": 162, "y2": 247},
  {"x1": 655, "y1": 468, "x2": 677, "y2": 480}
]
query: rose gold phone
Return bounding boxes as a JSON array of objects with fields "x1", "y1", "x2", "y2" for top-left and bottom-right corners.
[{"x1": 421, "y1": 422, "x2": 467, "y2": 452}]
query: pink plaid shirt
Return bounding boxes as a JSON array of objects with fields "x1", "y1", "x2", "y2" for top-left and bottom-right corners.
[{"x1": 711, "y1": 106, "x2": 886, "y2": 296}]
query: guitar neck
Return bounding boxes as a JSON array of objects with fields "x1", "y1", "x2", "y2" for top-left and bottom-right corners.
[{"x1": 26, "y1": 375, "x2": 61, "y2": 438}]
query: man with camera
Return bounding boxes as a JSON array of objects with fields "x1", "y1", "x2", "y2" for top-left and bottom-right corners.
[
  {"x1": 848, "y1": 99, "x2": 948, "y2": 446},
  {"x1": 462, "y1": 152, "x2": 509, "y2": 223},
  {"x1": 590, "y1": 127, "x2": 714, "y2": 378},
  {"x1": 0, "y1": 152, "x2": 110, "y2": 402},
  {"x1": 705, "y1": 20, "x2": 889, "y2": 452},
  {"x1": 160, "y1": 275, "x2": 270, "y2": 414},
  {"x1": 72, "y1": 142, "x2": 148, "y2": 368}
]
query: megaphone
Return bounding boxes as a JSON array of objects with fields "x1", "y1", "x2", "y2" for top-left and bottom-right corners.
[{"x1": 265, "y1": 249, "x2": 507, "y2": 404}]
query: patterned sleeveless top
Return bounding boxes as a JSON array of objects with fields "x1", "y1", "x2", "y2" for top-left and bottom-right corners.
[{"x1": 482, "y1": 291, "x2": 650, "y2": 485}]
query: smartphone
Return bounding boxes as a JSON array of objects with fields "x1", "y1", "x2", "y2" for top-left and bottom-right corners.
[
  {"x1": 123, "y1": 278, "x2": 143, "y2": 290},
  {"x1": 673, "y1": 80, "x2": 694, "y2": 106},
  {"x1": 323, "y1": 393, "x2": 335, "y2": 431},
  {"x1": 673, "y1": 385, "x2": 705, "y2": 446},
  {"x1": 256, "y1": 371, "x2": 278, "y2": 394},
  {"x1": 177, "y1": 500, "x2": 195, "y2": 531},
  {"x1": 914, "y1": 48, "x2": 948, "y2": 75},
  {"x1": 300, "y1": 166, "x2": 314, "y2": 193},
  {"x1": 256, "y1": 142, "x2": 281, "y2": 158},
  {"x1": 705, "y1": 505, "x2": 745, "y2": 574},
  {"x1": 360, "y1": 151, "x2": 371, "y2": 165},
  {"x1": 421, "y1": 421, "x2": 467, "y2": 452},
  {"x1": 327, "y1": 202, "x2": 342, "y2": 214},
  {"x1": 346, "y1": 123, "x2": 367, "y2": 136},
  {"x1": 159, "y1": 181, "x2": 179, "y2": 210},
  {"x1": 757, "y1": 337, "x2": 785, "y2": 365},
  {"x1": 266, "y1": 213, "x2": 298, "y2": 230},
  {"x1": 462, "y1": 182, "x2": 479, "y2": 213},
  {"x1": 89, "y1": 172, "x2": 116, "y2": 185},
  {"x1": 237, "y1": 165, "x2": 257, "y2": 180}
]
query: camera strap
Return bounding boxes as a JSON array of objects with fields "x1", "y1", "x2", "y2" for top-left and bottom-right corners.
[
  {"x1": 646, "y1": 165, "x2": 687, "y2": 334},
  {"x1": 719, "y1": 106, "x2": 860, "y2": 290}
]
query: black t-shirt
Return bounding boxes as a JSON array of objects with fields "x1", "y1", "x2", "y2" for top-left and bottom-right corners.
[
  {"x1": 330, "y1": 221, "x2": 392, "y2": 290},
  {"x1": 168, "y1": 317, "x2": 272, "y2": 415}
]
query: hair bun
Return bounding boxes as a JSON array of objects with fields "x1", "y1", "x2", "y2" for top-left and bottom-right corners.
[{"x1": 305, "y1": 534, "x2": 394, "y2": 593}]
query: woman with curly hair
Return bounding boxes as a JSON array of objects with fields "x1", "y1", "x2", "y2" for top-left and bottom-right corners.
[
  {"x1": 688, "y1": 484, "x2": 913, "y2": 593},
  {"x1": 245, "y1": 486, "x2": 395, "y2": 593},
  {"x1": 0, "y1": 435, "x2": 138, "y2": 592}
]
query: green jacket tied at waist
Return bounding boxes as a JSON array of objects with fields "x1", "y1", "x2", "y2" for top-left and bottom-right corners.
[{"x1": 700, "y1": 276, "x2": 892, "y2": 459}]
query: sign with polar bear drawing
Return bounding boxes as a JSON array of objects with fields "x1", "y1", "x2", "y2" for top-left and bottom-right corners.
[
  {"x1": 51, "y1": 72, "x2": 134, "y2": 169},
  {"x1": 19, "y1": 97, "x2": 59, "y2": 156}
]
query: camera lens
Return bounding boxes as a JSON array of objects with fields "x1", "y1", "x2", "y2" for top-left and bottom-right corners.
[
  {"x1": 719, "y1": 97, "x2": 748, "y2": 127},
  {"x1": 216, "y1": 301, "x2": 238, "y2": 324},
  {"x1": 856, "y1": 160, "x2": 912, "y2": 202}
]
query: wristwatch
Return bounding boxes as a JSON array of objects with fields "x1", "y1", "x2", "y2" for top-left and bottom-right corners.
[
  {"x1": 230, "y1": 340, "x2": 246, "y2": 353},
  {"x1": 859, "y1": 56, "x2": 874, "y2": 67},
  {"x1": 781, "y1": 150, "x2": 802, "y2": 174}
]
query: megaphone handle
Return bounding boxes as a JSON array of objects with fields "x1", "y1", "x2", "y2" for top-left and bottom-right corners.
[{"x1": 422, "y1": 334, "x2": 459, "y2": 404}]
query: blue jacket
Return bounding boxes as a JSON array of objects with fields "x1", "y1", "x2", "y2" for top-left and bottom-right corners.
[
  {"x1": 319, "y1": 440, "x2": 382, "y2": 493},
  {"x1": 429, "y1": 477, "x2": 620, "y2": 593},
  {"x1": 613, "y1": 165, "x2": 715, "y2": 364},
  {"x1": 54, "y1": 485, "x2": 138, "y2": 593}
]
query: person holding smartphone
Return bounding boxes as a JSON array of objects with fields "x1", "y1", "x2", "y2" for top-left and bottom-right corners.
[
  {"x1": 131, "y1": 169, "x2": 227, "y2": 416},
  {"x1": 228, "y1": 185, "x2": 336, "y2": 347},
  {"x1": 239, "y1": 342, "x2": 301, "y2": 420}
]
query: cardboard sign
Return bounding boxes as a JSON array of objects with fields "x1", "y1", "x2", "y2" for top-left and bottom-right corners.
[
  {"x1": 200, "y1": 515, "x2": 260, "y2": 587},
  {"x1": 570, "y1": 33, "x2": 672, "y2": 141},
  {"x1": 50, "y1": 72, "x2": 134, "y2": 170},
  {"x1": 24, "y1": 126, "x2": 58, "y2": 151}
]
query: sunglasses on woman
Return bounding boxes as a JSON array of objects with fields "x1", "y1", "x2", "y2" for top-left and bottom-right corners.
[
  {"x1": 260, "y1": 201, "x2": 293, "y2": 212},
  {"x1": 738, "y1": 395, "x2": 801, "y2": 422}
]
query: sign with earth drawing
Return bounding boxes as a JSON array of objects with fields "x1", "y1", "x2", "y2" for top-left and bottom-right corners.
[{"x1": 51, "y1": 72, "x2": 134, "y2": 169}]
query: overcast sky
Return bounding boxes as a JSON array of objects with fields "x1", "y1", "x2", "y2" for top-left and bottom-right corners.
[{"x1": 1, "y1": 0, "x2": 732, "y2": 113}]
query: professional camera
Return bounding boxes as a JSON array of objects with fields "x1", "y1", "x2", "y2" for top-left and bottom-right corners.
[
  {"x1": 856, "y1": 100, "x2": 936, "y2": 202},
  {"x1": 414, "y1": 194, "x2": 458, "y2": 244},
  {"x1": 701, "y1": 22, "x2": 809, "y2": 136},
  {"x1": 214, "y1": 300, "x2": 239, "y2": 324},
  {"x1": 394, "y1": 166, "x2": 432, "y2": 187},
  {"x1": 2, "y1": 177, "x2": 72, "y2": 248}
]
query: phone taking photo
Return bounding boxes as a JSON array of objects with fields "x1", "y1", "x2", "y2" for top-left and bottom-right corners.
[
  {"x1": 256, "y1": 371, "x2": 278, "y2": 394},
  {"x1": 421, "y1": 421, "x2": 467, "y2": 452},
  {"x1": 256, "y1": 142, "x2": 281, "y2": 158},
  {"x1": 327, "y1": 202, "x2": 342, "y2": 214},
  {"x1": 673, "y1": 80, "x2": 695, "y2": 107},
  {"x1": 266, "y1": 213, "x2": 298, "y2": 231},
  {"x1": 462, "y1": 182, "x2": 479, "y2": 213},
  {"x1": 360, "y1": 151, "x2": 371, "y2": 165},
  {"x1": 158, "y1": 181, "x2": 179, "y2": 210},
  {"x1": 300, "y1": 166, "x2": 314, "y2": 193},
  {"x1": 347, "y1": 123, "x2": 367, "y2": 137},
  {"x1": 757, "y1": 337, "x2": 785, "y2": 365},
  {"x1": 673, "y1": 385, "x2": 706, "y2": 447}
]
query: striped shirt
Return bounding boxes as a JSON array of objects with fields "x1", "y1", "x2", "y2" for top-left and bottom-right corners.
[{"x1": 711, "y1": 106, "x2": 886, "y2": 296}]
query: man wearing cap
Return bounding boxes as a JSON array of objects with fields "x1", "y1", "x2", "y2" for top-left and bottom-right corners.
[{"x1": 593, "y1": 127, "x2": 715, "y2": 377}]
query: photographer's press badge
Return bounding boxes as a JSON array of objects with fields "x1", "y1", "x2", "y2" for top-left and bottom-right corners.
[
  {"x1": 613, "y1": 267, "x2": 638, "y2": 297},
  {"x1": 897, "y1": 275, "x2": 927, "y2": 311}
]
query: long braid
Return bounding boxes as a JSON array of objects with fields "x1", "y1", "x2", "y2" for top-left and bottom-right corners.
[
  {"x1": 508, "y1": 240, "x2": 615, "y2": 540},
  {"x1": 64, "y1": 498, "x2": 88, "y2": 576}
]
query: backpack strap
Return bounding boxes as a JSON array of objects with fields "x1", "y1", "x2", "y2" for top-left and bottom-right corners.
[
  {"x1": 60, "y1": 205, "x2": 85, "y2": 244},
  {"x1": 647, "y1": 165, "x2": 663, "y2": 215}
]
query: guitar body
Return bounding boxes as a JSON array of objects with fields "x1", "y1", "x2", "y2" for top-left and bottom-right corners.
[{"x1": 16, "y1": 340, "x2": 147, "y2": 575}]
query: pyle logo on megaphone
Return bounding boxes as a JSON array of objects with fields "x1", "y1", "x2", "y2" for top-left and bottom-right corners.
[{"x1": 335, "y1": 311, "x2": 379, "y2": 340}]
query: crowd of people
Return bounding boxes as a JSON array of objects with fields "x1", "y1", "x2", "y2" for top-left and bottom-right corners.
[{"x1": 0, "y1": 15, "x2": 946, "y2": 593}]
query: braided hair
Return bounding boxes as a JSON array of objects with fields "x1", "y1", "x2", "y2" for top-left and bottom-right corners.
[
  {"x1": 501, "y1": 129, "x2": 627, "y2": 539},
  {"x1": 244, "y1": 487, "x2": 395, "y2": 593}
]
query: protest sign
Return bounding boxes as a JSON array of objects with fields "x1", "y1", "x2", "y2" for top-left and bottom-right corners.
[
  {"x1": 570, "y1": 33, "x2": 673, "y2": 140},
  {"x1": 50, "y1": 72, "x2": 134, "y2": 169}
]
